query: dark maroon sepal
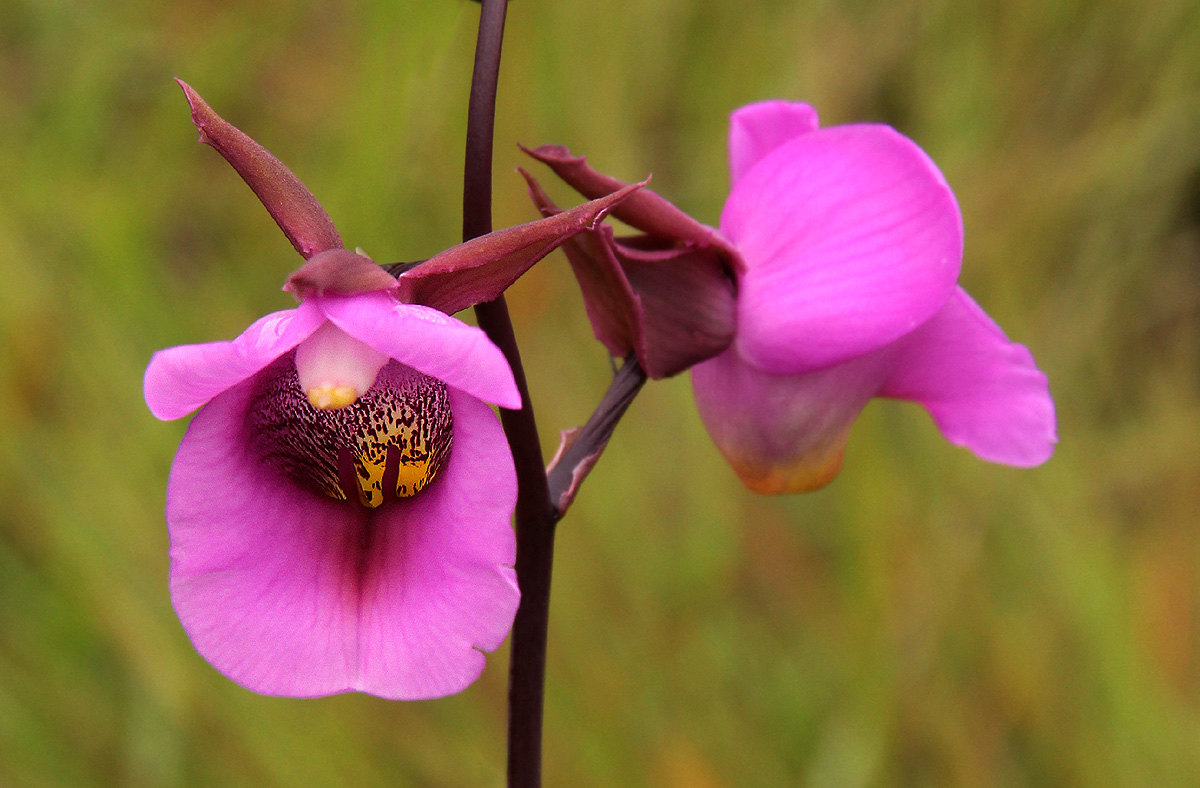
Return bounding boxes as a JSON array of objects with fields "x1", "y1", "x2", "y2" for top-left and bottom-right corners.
[
  {"x1": 523, "y1": 170, "x2": 736, "y2": 379},
  {"x1": 177, "y1": 79, "x2": 343, "y2": 259},
  {"x1": 283, "y1": 249, "x2": 398, "y2": 300},
  {"x1": 612, "y1": 236, "x2": 736, "y2": 378},
  {"x1": 393, "y1": 180, "x2": 646, "y2": 314},
  {"x1": 520, "y1": 144, "x2": 743, "y2": 271}
]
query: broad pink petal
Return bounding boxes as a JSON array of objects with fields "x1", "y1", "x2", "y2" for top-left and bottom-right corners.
[
  {"x1": 728, "y1": 100, "x2": 820, "y2": 188},
  {"x1": 167, "y1": 380, "x2": 364, "y2": 697},
  {"x1": 178, "y1": 80, "x2": 343, "y2": 259},
  {"x1": 691, "y1": 346, "x2": 891, "y2": 494},
  {"x1": 356, "y1": 388, "x2": 519, "y2": 698},
  {"x1": 167, "y1": 379, "x2": 518, "y2": 699},
  {"x1": 724, "y1": 124, "x2": 962, "y2": 374},
  {"x1": 317, "y1": 292, "x2": 521, "y2": 409},
  {"x1": 144, "y1": 299, "x2": 325, "y2": 420},
  {"x1": 880, "y1": 287, "x2": 1057, "y2": 466}
]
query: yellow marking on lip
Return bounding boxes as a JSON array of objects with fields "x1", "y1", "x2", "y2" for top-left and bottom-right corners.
[
  {"x1": 352, "y1": 432, "x2": 439, "y2": 508},
  {"x1": 394, "y1": 458, "x2": 433, "y2": 498},
  {"x1": 355, "y1": 452, "x2": 385, "y2": 508}
]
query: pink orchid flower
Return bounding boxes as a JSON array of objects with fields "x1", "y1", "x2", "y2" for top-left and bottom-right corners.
[
  {"x1": 525, "y1": 100, "x2": 1057, "y2": 494},
  {"x1": 144, "y1": 82, "x2": 640, "y2": 698},
  {"x1": 145, "y1": 291, "x2": 523, "y2": 699},
  {"x1": 694, "y1": 101, "x2": 1056, "y2": 492}
]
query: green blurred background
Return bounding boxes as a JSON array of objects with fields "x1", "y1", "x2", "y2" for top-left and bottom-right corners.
[{"x1": 2, "y1": 0, "x2": 1198, "y2": 785}]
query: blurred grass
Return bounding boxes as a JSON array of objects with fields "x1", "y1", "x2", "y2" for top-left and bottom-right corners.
[{"x1": 2, "y1": 0, "x2": 1199, "y2": 785}]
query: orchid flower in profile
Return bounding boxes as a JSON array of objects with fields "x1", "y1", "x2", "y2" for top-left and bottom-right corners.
[
  {"x1": 523, "y1": 100, "x2": 1056, "y2": 494},
  {"x1": 144, "y1": 82, "x2": 640, "y2": 698}
]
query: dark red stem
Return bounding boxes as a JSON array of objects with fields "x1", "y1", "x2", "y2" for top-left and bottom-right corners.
[{"x1": 461, "y1": 2, "x2": 557, "y2": 786}]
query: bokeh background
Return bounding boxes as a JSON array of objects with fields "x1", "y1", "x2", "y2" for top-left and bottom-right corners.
[{"x1": 2, "y1": 0, "x2": 1199, "y2": 785}]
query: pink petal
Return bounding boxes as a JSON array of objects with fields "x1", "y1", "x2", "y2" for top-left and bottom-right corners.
[
  {"x1": 167, "y1": 380, "x2": 364, "y2": 697},
  {"x1": 880, "y1": 287, "x2": 1057, "y2": 466},
  {"x1": 724, "y1": 124, "x2": 963, "y2": 374},
  {"x1": 316, "y1": 292, "x2": 521, "y2": 410},
  {"x1": 728, "y1": 100, "x2": 820, "y2": 188},
  {"x1": 177, "y1": 80, "x2": 343, "y2": 259},
  {"x1": 356, "y1": 388, "x2": 519, "y2": 698},
  {"x1": 144, "y1": 299, "x2": 326, "y2": 420},
  {"x1": 167, "y1": 378, "x2": 519, "y2": 699},
  {"x1": 690, "y1": 346, "x2": 891, "y2": 494}
]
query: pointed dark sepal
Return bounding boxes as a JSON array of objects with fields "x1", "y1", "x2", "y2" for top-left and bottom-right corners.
[
  {"x1": 393, "y1": 179, "x2": 647, "y2": 314},
  {"x1": 610, "y1": 236, "x2": 737, "y2": 378},
  {"x1": 283, "y1": 249, "x2": 398, "y2": 300},
  {"x1": 177, "y1": 79, "x2": 343, "y2": 259},
  {"x1": 520, "y1": 143, "x2": 743, "y2": 271},
  {"x1": 524, "y1": 171, "x2": 736, "y2": 379},
  {"x1": 523, "y1": 170, "x2": 647, "y2": 364}
]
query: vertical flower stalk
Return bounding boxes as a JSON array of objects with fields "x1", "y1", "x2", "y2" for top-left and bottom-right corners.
[{"x1": 460, "y1": 1, "x2": 557, "y2": 786}]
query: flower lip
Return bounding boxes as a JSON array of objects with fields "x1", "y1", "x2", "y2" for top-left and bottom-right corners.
[
  {"x1": 248, "y1": 354, "x2": 455, "y2": 508},
  {"x1": 166, "y1": 376, "x2": 518, "y2": 699}
]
